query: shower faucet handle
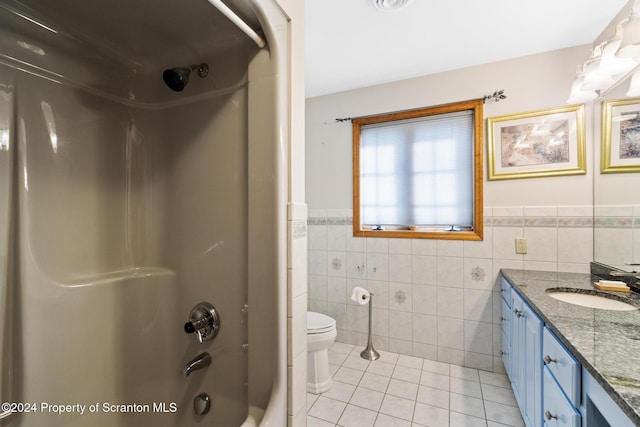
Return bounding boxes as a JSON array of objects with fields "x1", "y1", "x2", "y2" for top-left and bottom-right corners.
[{"x1": 184, "y1": 302, "x2": 220, "y2": 344}]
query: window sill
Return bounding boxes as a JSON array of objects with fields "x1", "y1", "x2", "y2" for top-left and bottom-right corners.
[{"x1": 354, "y1": 227, "x2": 483, "y2": 241}]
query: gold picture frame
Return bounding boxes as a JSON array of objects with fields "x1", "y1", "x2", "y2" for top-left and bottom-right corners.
[
  {"x1": 601, "y1": 98, "x2": 640, "y2": 173},
  {"x1": 487, "y1": 105, "x2": 586, "y2": 180}
]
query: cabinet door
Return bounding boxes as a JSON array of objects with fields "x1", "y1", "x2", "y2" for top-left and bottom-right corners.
[
  {"x1": 510, "y1": 288, "x2": 543, "y2": 427},
  {"x1": 501, "y1": 277, "x2": 511, "y2": 306},
  {"x1": 521, "y1": 298, "x2": 543, "y2": 427},
  {"x1": 501, "y1": 297, "x2": 510, "y2": 378},
  {"x1": 509, "y1": 291, "x2": 523, "y2": 406}
]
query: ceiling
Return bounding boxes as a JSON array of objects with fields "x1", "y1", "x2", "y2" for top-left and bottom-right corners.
[{"x1": 305, "y1": 0, "x2": 630, "y2": 98}]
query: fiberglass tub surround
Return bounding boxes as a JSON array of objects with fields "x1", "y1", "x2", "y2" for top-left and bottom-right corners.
[{"x1": 0, "y1": 0, "x2": 285, "y2": 425}]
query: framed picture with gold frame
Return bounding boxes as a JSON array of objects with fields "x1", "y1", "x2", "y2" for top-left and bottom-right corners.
[
  {"x1": 601, "y1": 98, "x2": 640, "y2": 173},
  {"x1": 487, "y1": 105, "x2": 586, "y2": 180}
]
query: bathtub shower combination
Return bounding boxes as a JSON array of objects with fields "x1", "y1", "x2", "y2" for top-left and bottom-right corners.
[{"x1": 0, "y1": 0, "x2": 289, "y2": 425}]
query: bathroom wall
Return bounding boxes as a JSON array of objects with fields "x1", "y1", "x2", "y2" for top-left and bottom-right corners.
[
  {"x1": 305, "y1": 46, "x2": 596, "y2": 372},
  {"x1": 270, "y1": 1, "x2": 308, "y2": 426},
  {"x1": 307, "y1": 206, "x2": 592, "y2": 372}
]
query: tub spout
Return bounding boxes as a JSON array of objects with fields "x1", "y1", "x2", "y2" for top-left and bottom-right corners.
[{"x1": 183, "y1": 352, "x2": 211, "y2": 378}]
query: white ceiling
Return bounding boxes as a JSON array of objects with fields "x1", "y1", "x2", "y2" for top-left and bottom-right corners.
[{"x1": 305, "y1": 0, "x2": 630, "y2": 98}]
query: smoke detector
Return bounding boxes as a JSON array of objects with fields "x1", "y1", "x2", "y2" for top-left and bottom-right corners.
[{"x1": 370, "y1": 0, "x2": 412, "y2": 11}]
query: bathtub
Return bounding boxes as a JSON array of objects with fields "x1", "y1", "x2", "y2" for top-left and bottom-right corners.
[{"x1": 0, "y1": 0, "x2": 289, "y2": 425}]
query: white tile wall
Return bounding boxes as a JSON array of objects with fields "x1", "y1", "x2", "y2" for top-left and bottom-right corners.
[
  {"x1": 308, "y1": 205, "x2": 593, "y2": 372},
  {"x1": 288, "y1": 202, "x2": 308, "y2": 424}
]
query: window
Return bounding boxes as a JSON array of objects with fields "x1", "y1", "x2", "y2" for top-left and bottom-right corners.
[{"x1": 352, "y1": 99, "x2": 483, "y2": 240}]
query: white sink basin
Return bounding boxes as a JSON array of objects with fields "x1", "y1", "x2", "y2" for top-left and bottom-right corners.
[{"x1": 546, "y1": 290, "x2": 638, "y2": 311}]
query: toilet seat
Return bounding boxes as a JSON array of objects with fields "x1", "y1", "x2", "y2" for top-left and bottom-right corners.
[{"x1": 307, "y1": 311, "x2": 336, "y2": 335}]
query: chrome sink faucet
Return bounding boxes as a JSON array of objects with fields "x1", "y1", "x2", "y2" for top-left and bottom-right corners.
[{"x1": 183, "y1": 352, "x2": 212, "y2": 378}]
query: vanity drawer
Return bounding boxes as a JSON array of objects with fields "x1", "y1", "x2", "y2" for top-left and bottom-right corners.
[
  {"x1": 500, "y1": 277, "x2": 511, "y2": 305},
  {"x1": 543, "y1": 327, "x2": 581, "y2": 406},
  {"x1": 543, "y1": 367, "x2": 581, "y2": 427}
]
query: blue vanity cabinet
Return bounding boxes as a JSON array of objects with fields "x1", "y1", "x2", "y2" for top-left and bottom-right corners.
[
  {"x1": 541, "y1": 327, "x2": 581, "y2": 427},
  {"x1": 501, "y1": 296, "x2": 511, "y2": 378},
  {"x1": 509, "y1": 287, "x2": 543, "y2": 427},
  {"x1": 501, "y1": 272, "x2": 638, "y2": 427},
  {"x1": 581, "y1": 367, "x2": 635, "y2": 427},
  {"x1": 501, "y1": 278, "x2": 511, "y2": 378},
  {"x1": 542, "y1": 327, "x2": 580, "y2": 406},
  {"x1": 542, "y1": 368, "x2": 581, "y2": 427},
  {"x1": 508, "y1": 290, "x2": 523, "y2": 409}
]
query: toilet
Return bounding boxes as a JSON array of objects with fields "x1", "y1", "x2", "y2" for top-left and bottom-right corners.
[{"x1": 306, "y1": 311, "x2": 337, "y2": 394}]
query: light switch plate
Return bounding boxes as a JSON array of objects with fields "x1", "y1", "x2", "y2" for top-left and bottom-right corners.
[{"x1": 515, "y1": 238, "x2": 527, "y2": 254}]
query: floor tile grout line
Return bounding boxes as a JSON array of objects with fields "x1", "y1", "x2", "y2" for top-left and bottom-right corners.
[
  {"x1": 478, "y1": 369, "x2": 488, "y2": 422},
  {"x1": 319, "y1": 346, "x2": 521, "y2": 427},
  {"x1": 344, "y1": 348, "x2": 383, "y2": 425}
]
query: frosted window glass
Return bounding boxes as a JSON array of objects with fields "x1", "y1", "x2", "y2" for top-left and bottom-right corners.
[{"x1": 360, "y1": 110, "x2": 474, "y2": 227}]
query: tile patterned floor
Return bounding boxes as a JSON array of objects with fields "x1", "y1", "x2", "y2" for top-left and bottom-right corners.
[{"x1": 307, "y1": 343, "x2": 525, "y2": 427}]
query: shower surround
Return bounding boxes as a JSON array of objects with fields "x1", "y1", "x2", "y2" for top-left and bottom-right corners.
[{"x1": 0, "y1": 0, "x2": 296, "y2": 425}]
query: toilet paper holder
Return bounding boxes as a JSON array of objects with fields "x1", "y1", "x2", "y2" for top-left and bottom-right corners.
[
  {"x1": 360, "y1": 291, "x2": 380, "y2": 361},
  {"x1": 349, "y1": 287, "x2": 379, "y2": 361}
]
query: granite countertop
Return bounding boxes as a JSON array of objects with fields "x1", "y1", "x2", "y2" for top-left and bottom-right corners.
[{"x1": 500, "y1": 268, "x2": 640, "y2": 424}]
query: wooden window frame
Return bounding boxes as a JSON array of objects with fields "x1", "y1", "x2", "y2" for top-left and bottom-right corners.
[{"x1": 352, "y1": 99, "x2": 484, "y2": 241}]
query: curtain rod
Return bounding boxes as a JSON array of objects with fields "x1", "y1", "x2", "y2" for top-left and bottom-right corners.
[
  {"x1": 206, "y1": 0, "x2": 266, "y2": 48},
  {"x1": 334, "y1": 90, "x2": 507, "y2": 123}
]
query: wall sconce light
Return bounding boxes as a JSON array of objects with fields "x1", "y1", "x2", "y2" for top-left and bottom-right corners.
[
  {"x1": 600, "y1": 22, "x2": 637, "y2": 75},
  {"x1": 567, "y1": 65, "x2": 598, "y2": 104},
  {"x1": 617, "y1": 0, "x2": 640, "y2": 59},
  {"x1": 568, "y1": 0, "x2": 640, "y2": 103},
  {"x1": 582, "y1": 46, "x2": 616, "y2": 91}
]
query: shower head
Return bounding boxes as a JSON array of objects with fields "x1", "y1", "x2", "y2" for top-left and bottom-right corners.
[{"x1": 162, "y1": 63, "x2": 209, "y2": 92}]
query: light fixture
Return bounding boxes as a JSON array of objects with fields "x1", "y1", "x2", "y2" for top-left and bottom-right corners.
[
  {"x1": 567, "y1": 65, "x2": 598, "y2": 104},
  {"x1": 581, "y1": 46, "x2": 616, "y2": 91},
  {"x1": 370, "y1": 0, "x2": 412, "y2": 11},
  {"x1": 600, "y1": 22, "x2": 637, "y2": 75},
  {"x1": 617, "y1": 0, "x2": 640, "y2": 59},
  {"x1": 568, "y1": 2, "x2": 640, "y2": 104}
]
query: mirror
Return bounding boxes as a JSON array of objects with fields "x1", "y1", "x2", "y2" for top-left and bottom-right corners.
[
  {"x1": 593, "y1": 67, "x2": 640, "y2": 272},
  {"x1": 591, "y1": 0, "x2": 640, "y2": 273}
]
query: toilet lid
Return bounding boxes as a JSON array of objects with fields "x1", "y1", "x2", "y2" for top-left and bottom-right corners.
[{"x1": 307, "y1": 311, "x2": 336, "y2": 333}]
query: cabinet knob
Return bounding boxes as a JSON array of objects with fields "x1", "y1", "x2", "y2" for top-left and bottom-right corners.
[
  {"x1": 513, "y1": 309, "x2": 524, "y2": 318},
  {"x1": 544, "y1": 410, "x2": 558, "y2": 421},
  {"x1": 543, "y1": 355, "x2": 557, "y2": 365}
]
